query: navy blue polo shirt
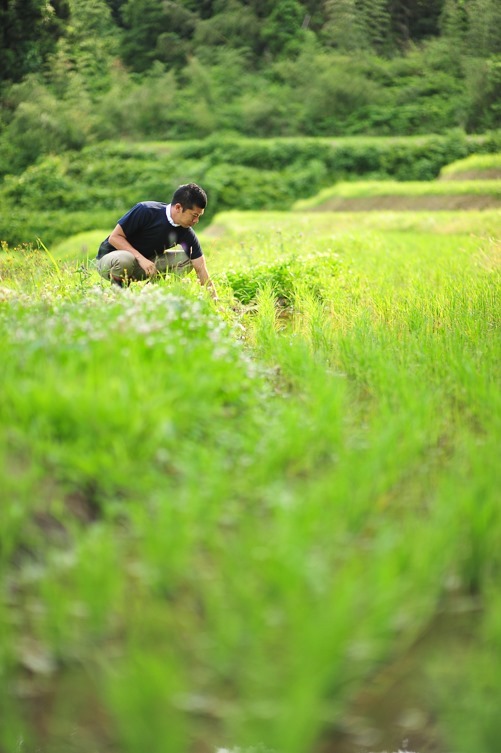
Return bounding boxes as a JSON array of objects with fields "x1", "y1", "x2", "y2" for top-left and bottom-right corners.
[{"x1": 97, "y1": 201, "x2": 203, "y2": 261}]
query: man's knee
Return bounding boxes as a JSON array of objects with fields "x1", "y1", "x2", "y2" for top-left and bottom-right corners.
[{"x1": 97, "y1": 251, "x2": 140, "y2": 282}]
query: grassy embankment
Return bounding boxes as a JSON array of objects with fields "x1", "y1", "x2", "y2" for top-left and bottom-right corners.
[
  {"x1": 439, "y1": 152, "x2": 501, "y2": 180},
  {"x1": 294, "y1": 180, "x2": 501, "y2": 212},
  {"x1": 0, "y1": 199, "x2": 500, "y2": 753},
  {"x1": 292, "y1": 152, "x2": 501, "y2": 212}
]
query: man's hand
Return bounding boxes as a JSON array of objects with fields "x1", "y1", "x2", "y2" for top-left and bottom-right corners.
[
  {"x1": 108, "y1": 224, "x2": 157, "y2": 279},
  {"x1": 138, "y1": 256, "x2": 157, "y2": 277},
  {"x1": 191, "y1": 256, "x2": 218, "y2": 298}
]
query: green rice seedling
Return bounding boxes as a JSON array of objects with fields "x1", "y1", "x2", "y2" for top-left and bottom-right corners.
[
  {"x1": 291, "y1": 280, "x2": 333, "y2": 355},
  {"x1": 105, "y1": 645, "x2": 188, "y2": 753},
  {"x1": 35, "y1": 525, "x2": 125, "y2": 655},
  {"x1": 249, "y1": 282, "x2": 281, "y2": 350},
  {"x1": 219, "y1": 253, "x2": 342, "y2": 308},
  {"x1": 0, "y1": 435, "x2": 47, "y2": 566},
  {"x1": 438, "y1": 435, "x2": 501, "y2": 596},
  {"x1": 36, "y1": 238, "x2": 63, "y2": 282}
]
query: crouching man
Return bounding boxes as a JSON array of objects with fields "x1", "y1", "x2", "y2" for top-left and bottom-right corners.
[{"x1": 96, "y1": 183, "x2": 217, "y2": 299}]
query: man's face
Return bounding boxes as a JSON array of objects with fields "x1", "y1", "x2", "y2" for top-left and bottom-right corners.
[{"x1": 173, "y1": 203, "x2": 205, "y2": 228}]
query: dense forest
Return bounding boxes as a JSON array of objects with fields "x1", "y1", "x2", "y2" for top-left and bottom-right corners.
[{"x1": 0, "y1": 0, "x2": 500, "y2": 180}]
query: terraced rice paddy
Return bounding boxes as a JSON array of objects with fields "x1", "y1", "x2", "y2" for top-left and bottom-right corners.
[{"x1": 0, "y1": 192, "x2": 500, "y2": 753}]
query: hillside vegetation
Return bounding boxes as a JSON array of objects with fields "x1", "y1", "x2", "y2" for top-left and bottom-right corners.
[
  {"x1": 1, "y1": 1, "x2": 499, "y2": 252},
  {"x1": 1, "y1": 0, "x2": 500, "y2": 182},
  {"x1": 1, "y1": 133, "x2": 500, "y2": 248}
]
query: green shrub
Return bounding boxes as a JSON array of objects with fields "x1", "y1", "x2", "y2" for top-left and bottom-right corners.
[
  {"x1": 174, "y1": 132, "x2": 500, "y2": 182},
  {"x1": 220, "y1": 252, "x2": 341, "y2": 305}
]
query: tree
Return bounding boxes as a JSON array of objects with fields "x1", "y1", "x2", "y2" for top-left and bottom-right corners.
[
  {"x1": 44, "y1": 0, "x2": 118, "y2": 95},
  {"x1": 261, "y1": 0, "x2": 306, "y2": 57},
  {"x1": 388, "y1": 0, "x2": 445, "y2": 48},
  {"x1": 356, "y1": 0, "x2": 394, "y2": 56},
  {"x1": 0, "y1": 0, "x2": 70, "y2": 82},
  {"x1": 193, "y1": 0, "x2": 260, "y2": 60},
  {"x1": 466, "y1": 0, "x2": 501, "y2": 56},
  {"x1": 440, "y1": 0, "x2": 469, "y2": 44},
  {"x1": 120, "y1": 0, "x2": 198, "y2": 71},
  {"x1": 120, "y1": 0, "x2": 169, "y2": 71},
  {"x1": 322, "y1": 0, "x2": 367, "y2": 51},
  {"x1": 104, "y1": 0, "x2": 128, "y2": 25}
]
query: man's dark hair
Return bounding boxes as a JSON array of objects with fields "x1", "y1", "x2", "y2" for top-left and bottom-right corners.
[{"x1": 172, "y1": 183, "x2": 207, "y2": 209}]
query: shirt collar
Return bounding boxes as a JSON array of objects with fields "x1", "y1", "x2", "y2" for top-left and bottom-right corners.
[{"x1": 166, "y1": 204, "x2": 180, "y2": 226}]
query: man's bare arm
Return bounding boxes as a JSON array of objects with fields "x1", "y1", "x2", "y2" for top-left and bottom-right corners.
[
  {"x1": 108, "y1": 224, "x2": 157, "y2": 276},
  {"x1": 191, "y1": 256, "x2": 218, "y2": 299}
]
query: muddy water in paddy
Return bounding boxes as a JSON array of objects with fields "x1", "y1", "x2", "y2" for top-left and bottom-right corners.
[
  {"x1": 318, "y1": 601, "x2": 479, "y2": 753},
  {"x1": 19, "y1": 599, "x2": 478, "y2": 753}
]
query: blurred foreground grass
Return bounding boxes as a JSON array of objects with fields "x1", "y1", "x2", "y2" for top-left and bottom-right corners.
[{"x1": 0, "y1": 210, "x2": 500, "y2": 753}]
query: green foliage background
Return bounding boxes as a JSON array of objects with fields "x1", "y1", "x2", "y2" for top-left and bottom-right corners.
[{"x1": 0, "y1": 0, "x2": 500, "y2": 181}]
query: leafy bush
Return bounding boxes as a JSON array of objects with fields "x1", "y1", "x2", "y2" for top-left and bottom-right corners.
[
  {"x1": 221, "y1": 252, "x2": 341, "y2": 305},
  {"x1": 0, "y1": 146, "x2": 192, "y2": 211},
  {"x1": 175, "y1": 132, "x2": 500, "y2": 181}
]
